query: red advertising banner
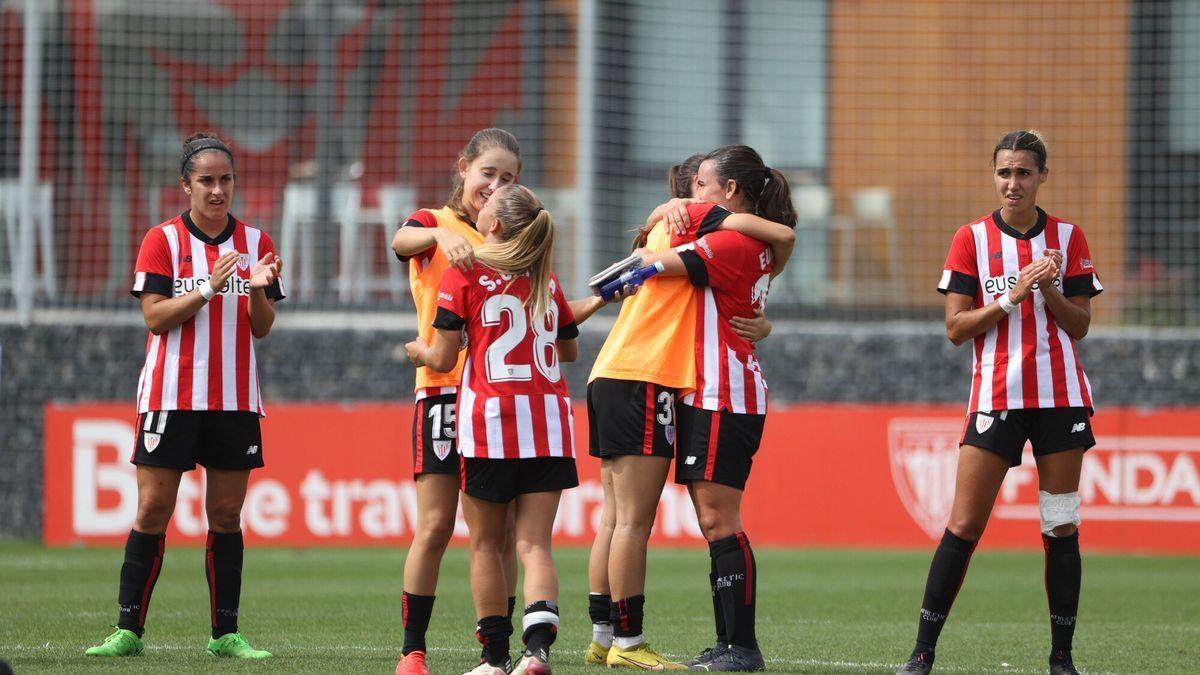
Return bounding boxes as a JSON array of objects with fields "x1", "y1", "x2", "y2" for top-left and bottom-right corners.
[{"x1": 44, "y1": 403, "x2": 1200, "y2": 552}]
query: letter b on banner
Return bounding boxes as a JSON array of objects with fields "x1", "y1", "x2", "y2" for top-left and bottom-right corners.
[{"x1": 72, "y1": 419, "x2": 137, "y2": 535}]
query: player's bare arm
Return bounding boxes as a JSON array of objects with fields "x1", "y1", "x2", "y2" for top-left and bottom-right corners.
[
  {"x1": 718, "y1": 213, "x2": 796, "y2": 276},
  {"x1": 557, "y1": 338, "x2": 579, "y2": 363},
  {"x1": 567, "y1": 285, "x2": 639, "y2": 325},
  {"x1": 633, "y1": 247, "x2": 686, "y2": 276},
  {"x1": 944, "y1": 256, "x2": 1059, "y2": 346},
  {"x1": 392, "y1": 226, "x2": 475, "y2": 272},
  {"x1": 247, "y1": 253, "x2": 281, "y2": 338},
  {"x1": 1040, "y1": 286, "x2": 1091, "y2": 341},
  {"x1": 405, "y1": 329, "x2": 460, "y2": 372}
]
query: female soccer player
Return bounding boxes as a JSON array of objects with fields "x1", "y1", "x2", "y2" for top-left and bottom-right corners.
[
  {"x1": 406, "y1": 185, "x2": 579, "y2": 675},
  {"x1": 85, "y1": 132, "x2": 283, "y2": 659},
  {"x1": 391, "y1": 128, "x2": 523, "y2": 675},
  {"x1": 584, "y1": 151, "x2": 792, "y2": 671},
  {"x1": 632, "y1": 145, "x2": 795, "y2": 672},
  {"x1": 895, "y1": 130, "x2": 1101, "y2": 675}
]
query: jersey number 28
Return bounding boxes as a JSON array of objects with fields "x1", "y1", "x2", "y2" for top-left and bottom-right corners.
[{"x1": 481, "y1": 294, "x2": 560, "y2": 384}]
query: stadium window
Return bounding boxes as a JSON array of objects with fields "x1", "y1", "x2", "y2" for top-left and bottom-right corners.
[
  {"x1": 593, "y1": 0, "x2": 828, "y2": 265},
  {"x1": 1167, "y1": 0, "x2": 1200, "y2": 153}
]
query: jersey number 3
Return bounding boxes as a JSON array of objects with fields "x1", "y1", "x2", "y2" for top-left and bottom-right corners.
[{"x1": 481, "y1": 294, "x2": 561, "y2": 384}]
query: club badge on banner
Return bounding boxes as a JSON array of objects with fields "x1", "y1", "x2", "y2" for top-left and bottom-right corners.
[{"x1": 44, "y1": 403, "x2": 1200, "y2": 552}]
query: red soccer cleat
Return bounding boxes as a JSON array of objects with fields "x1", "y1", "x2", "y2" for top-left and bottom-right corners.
[{"x1": 396, "y1": 650, "x2": 431, "y2": 675}]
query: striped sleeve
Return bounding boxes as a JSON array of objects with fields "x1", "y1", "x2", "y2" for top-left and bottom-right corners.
[
  {"x1": 394, "y1": 209, "x2": 441, "y2": 262},
  {"x1": 131, "y1": 227, "x2": 173, "y2": 298},
  {"x1": 938, "y1": 225, "x2": 979, "y2": 296},
  {"x1": 1062, "y1": 226, "x2": 1103, "y2": 297}
]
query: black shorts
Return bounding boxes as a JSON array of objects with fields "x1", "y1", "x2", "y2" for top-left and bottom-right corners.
[
  {"x1": 131, "y1": 410, "x2": 264, "y2": 471},
  {"x1": 960, "y1": 407, "x2": 1096, "y2": 467},
  {"x1": 413, "y1": 394, "x2": 461, "y2": 475},
  {"x1": 587, "y1": 378, "x2": 678, "y2": 459},
  {"x1": 674, "y1": 405, "x2": 765, "y2": 490},
  {"x1": 460, "y1": 457, "x2": 579, "y2": 503}
]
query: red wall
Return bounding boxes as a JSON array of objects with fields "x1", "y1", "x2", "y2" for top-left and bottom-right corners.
[{"x1": 45, "y1": 402, "x2": 1200, "y2": 552}]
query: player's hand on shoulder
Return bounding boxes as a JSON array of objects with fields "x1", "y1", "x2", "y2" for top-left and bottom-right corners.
[
  {"x1": 658, "y1": 197, "x2": 699, "y2": 235},
  {"x1": 437, "y1": 230, "x2": 475, "y2": 271}
]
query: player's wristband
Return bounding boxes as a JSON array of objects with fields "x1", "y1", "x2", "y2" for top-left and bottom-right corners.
[
  {"x1": 997, "y1": 292, "x2": 1017, "y2": 314},
  {"x1": 199, "y1": 282, "x2": 217, "y2": 301}
]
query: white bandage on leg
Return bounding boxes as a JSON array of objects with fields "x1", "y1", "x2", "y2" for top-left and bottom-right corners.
[
  {"x1": 523, "y1": 609, "x2": 560, "y2": 632},
  {"x1": 1039, "y1": 490, "x2": 1081, "y2": 536}
]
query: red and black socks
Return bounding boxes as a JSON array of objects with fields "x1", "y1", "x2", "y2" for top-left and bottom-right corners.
[
  {"x1": 475, "y1": 614, "x2": 513, "y2": 668},
  {"x1": 204, "y1": 530, "x2": 244, "y2": 639},
  {"x1": 116, "y1": 529, "x2": 165, "y2": 637},
  {"x1": 401, "y1": 591, "x2": 436, "y2": 655},
  {"x1": 709, "y1": 532, "x2": 758, "y2": 650},
  {"x1": 610, "y1": 594, "x2": 646, "y2": 647},
  {"x1": 1043, "y1": 531, "x2": 1081, "y2": 661},
  {"x1": 914, "y1": 529, "x2": 978, "y2": 654}
]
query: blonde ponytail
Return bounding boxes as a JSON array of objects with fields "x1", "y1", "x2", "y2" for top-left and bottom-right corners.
[{"x1": 473, "y1": 186, "x2": 556, "y2": 318}]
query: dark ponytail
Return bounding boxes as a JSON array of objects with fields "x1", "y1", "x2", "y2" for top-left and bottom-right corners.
[{"x1": 703, "y1": 145, "x2": 796, "y2": 227}]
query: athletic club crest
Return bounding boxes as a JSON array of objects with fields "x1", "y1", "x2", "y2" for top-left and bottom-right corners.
[
  {"x1": 664, "y1": 425, "x2": 676, "y2": 445},
  {"x1": 237, "y1": 253, "x2": 251, "y2": 271},
  {"x1": 887, "y1": 418, "x2": 962, "y2": 539},
  {"x1": 433, "y1": 440, "x2": 452, "y2": 462},
  {"x1": 143, "y1": 432, "x2": 161, "y2": 453},
  {"x1": 975, "y1": 414, "x2": 993, "y2": 434}
]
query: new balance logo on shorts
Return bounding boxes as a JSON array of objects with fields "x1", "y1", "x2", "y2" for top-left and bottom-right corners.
[
  {"x1": 685, "y1": 456, "x2": 697, "y2": 465},
  {"x1": 246, "y1": 445, "x2": 259, "y2": 455},
  {"x1": 1071, "y1": 422, "x2": 1087, "y2": 433}
]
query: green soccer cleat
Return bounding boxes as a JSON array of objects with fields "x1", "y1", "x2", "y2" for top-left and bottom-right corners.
[
  {"x1": 85, "y1": 628, "x2": 144, "y2": 657},
  {"x1": 207, "y1": 632, "x2": 273, "y2": 659}
]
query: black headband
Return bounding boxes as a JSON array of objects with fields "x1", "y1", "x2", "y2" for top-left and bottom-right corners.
[{"x1": 180, "y1": 140, "x2": 234, "y2": 177}]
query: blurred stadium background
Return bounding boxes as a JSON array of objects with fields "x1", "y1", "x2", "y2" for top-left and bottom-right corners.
[{"x1": 2, "y1": 1, "x2": 1200, "y2": 672}]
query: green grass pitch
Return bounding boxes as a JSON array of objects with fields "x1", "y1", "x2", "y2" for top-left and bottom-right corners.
[{"x1": 1, "y1": 542, "x2": 1196, "y2": 673}]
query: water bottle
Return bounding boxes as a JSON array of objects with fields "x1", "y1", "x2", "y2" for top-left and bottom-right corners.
[{"x1": 600, "y1": 261, "x2": 665, "y2": 301}]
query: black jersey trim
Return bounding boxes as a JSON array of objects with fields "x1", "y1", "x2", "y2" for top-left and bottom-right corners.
[
  {"x1": 1063, "y1": 273, "x2": 1102, "y2": 298},
  {"x1": 938, "y1": 271, "x2": 979, "y2": 296},
  {"x1": 679, "y1": 249, "x2": 710, "y2": 287},
  {"x1": 181, "y1": 211, "x2": 236, "y2": 245},
  {"x1": 696, "y1": 205, "x2": 732, "y2": 236},
  {"x1": 557, "y1": 321, "x2": 580, "y2": 340},
  {"x1": 991, "y1": 207, "x2": 1047, "y2": 240},
  {"x1": 130, "y1": 273, "x2": 173, "y2": 299},
  {"x1": 264, "y1": 279, "x2": 286, "y2": 301},
  {"x1": 395, "y1": 217, "x2": 435, "y2": 262},
  {"x1": 432, "y1": 306, "x2": 466, "y2": 331}
]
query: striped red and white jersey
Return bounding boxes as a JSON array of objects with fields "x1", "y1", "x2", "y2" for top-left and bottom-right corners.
[
  {"x1": 938, "y1": 208, "x2": 1102, "y2": 414},
  {"x1": 433, "y1": 263, "x2": 579, "y2": 459},
  {"x1": 673, "y1": 229, "x2": 773, "y2": 415},
  {"x1": 130, "y1": 213, "x2": 285, "y2": 416}
]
